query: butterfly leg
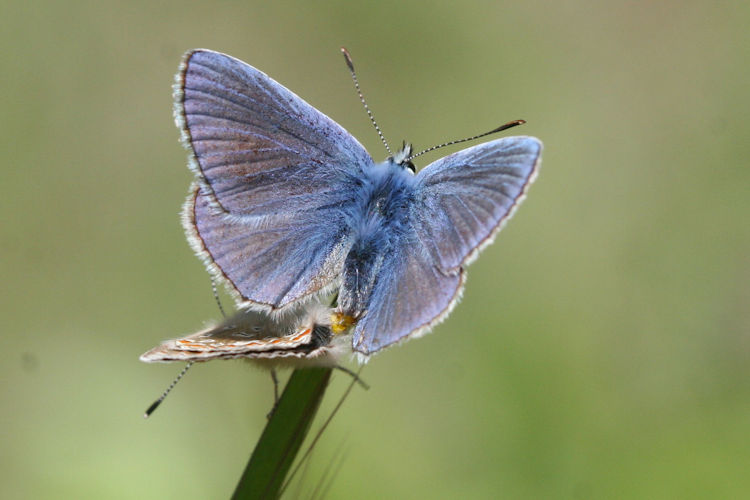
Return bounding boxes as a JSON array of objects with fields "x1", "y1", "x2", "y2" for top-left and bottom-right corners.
[
  {"x1": 266, "y1": 369, "x2": 280, "y2": 419},
  {"x1": 271, "y1": 369, "x2": 280, "y2": 403},
  {"x1": 333, "y1": 365, "x2": 370, "y2": 390}
]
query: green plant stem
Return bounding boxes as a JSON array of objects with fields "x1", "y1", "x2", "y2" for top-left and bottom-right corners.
[{"x1": 232, "y1": 367, "x2": 332, "y2": 500}]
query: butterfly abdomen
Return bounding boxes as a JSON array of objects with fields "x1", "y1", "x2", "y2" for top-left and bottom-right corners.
[{"x1": 337, "y1": 161, "x2": 417, "y2": 318}]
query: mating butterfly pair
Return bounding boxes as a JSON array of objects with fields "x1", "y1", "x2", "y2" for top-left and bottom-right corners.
[{"x1": 142, "y1": 49, "x2": 541, "y2": 365}]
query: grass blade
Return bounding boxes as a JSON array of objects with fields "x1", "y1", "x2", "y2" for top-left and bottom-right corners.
[{"x1": 232, "y1": 367, "x2": 332, "y2": 500}]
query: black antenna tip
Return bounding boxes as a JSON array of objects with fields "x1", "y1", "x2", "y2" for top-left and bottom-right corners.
[
  {"x1": 406, "y1": 118, "x2": 528, "y2": 162},
  {"x1": 144, "y1": 399, "x2": 163, "y2": 419},
  {"x1": 142, "y1": 361, "x2": 194, "y2": 418},
  {"x1": 490, "y1": 119, "x2": 526, "y2": 133},
  {"x1": 340, "y1": 47, "x2": 355, "y2": 72}
]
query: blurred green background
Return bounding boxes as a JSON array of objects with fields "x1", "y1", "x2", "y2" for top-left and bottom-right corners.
[{"x1": 2, "y1": 0, "x2": 748, "y2": 498}]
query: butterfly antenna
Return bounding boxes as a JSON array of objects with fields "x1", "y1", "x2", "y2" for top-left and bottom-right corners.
[
  {"x1": 407, "y1": 119, "x2": 526, "y2": 162},
  {"x1": 143, "y1": 361, "x2": 194, "y2": 418},
  {"x1": 341, "y1": 47, "x2": 392, "y2": 156}
]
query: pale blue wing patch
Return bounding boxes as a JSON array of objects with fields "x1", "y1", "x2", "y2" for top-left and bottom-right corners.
[
  {"x1": 412, "y1": 136, "x2": 541, "y2": 272},
  {"x1": 184, "y1": 183, "x2": 350, "y2": 310},
  {"x1": 346, "y1": 233, "x2": 464, "y2": 357}
]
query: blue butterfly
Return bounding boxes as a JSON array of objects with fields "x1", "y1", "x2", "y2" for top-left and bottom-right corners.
[{"x1": 175, "y1": 49, "x2": 542, "y2": 358}]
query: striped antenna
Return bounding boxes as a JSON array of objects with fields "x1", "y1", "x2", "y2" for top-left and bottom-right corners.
[
  {"x1": 407, "y1": 119, "x2": 526, "y2": 162},
  {"x1": 341, "y1": 47, "x2": 392, "y2": 156},
  {"x1": 143, "y1": 361, "x2": 194, "y2": 418}
]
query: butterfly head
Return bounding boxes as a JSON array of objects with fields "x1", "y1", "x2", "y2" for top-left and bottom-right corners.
[{"x1": 388, "y1": 142, "x2": 416, "y2": 173}]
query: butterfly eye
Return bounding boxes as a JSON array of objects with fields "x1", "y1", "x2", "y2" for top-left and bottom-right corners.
[{"x1": 404, "y1": 160, "x2": 416, "y2": 173}]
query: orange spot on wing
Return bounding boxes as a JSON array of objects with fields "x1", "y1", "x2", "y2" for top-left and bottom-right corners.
[{"x1": 292, "y1": 329, "x2": 311, "y2": 341}]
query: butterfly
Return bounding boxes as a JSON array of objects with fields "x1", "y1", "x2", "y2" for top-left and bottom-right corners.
[
  {"x1": 139, "y1": 300, "x2": 361, "y2": 417},
  {"x1": 175, "y1": 49, "x2": 541, "y2": 358},
  {"x1": 140, "y1": 302, "x2": 345, "y2": 365}
]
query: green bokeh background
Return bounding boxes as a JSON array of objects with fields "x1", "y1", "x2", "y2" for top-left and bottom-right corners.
[{"x1": 2, "y1": 1, "x2": 748, "y2": 498}]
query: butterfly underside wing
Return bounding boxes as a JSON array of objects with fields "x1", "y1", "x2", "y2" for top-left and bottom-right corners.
[{"x1": 140, "y1": 305, "x2": 343, "y2": 364}]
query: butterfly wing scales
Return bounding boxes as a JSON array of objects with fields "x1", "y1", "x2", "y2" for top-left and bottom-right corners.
[
  {"x1": 412, "y1": 136, "x2": 541, "y2": 272},
  {"x1": 177, "y1": 50, "x2": 371, "y2": 308},
  {"x1": 350, "y1": 136, "x2": 541, "y2": 355},
  {"x1": 177, "y1": 49, "x2": 372, "y2": 216},
  {"x1": 350, "y1": 236, "x2": 464, "y2": 355},
  {"x1": 140, "y1": 309, "x2": 314, "y2": 362},
  {"x1": 185, "y1": 184, "x2": 350, "y2": 308}
]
